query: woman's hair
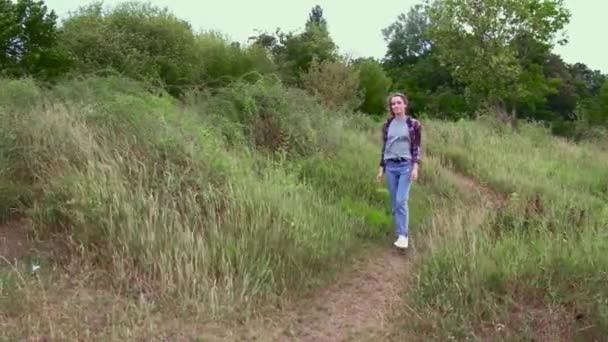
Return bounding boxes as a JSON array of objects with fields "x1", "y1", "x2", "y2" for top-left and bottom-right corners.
[{"x1": 387, "y1": 92, "x2": 409, "y2": 117}]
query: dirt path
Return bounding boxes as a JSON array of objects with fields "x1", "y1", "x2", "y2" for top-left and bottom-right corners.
[
  {"x1": 284, "y1": 249, "x2": 408, "y2": 341},
  {"x1": 0, "y1": 219, "x2": 30, "y2": 263},
  {"x1": 253, "y1": 248, "x2": 412, "y2": 342},
  {"x1": 0, "y1": 219, "x2": 66, "y2": 265}
]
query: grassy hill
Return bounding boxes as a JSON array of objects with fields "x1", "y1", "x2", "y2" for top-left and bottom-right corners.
[
  {"x1": 1, "y1": 76, "x2": 607, "y2": 340},
  {"x1": 397, "y1": 118, "x2": 608, "y2": 340}
]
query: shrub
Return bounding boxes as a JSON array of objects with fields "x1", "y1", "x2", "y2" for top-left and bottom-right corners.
[
  {"x1": 301, "y1": 58, "x2": 362, "y2": 112},
  {"x1": 59, "y1": 2, "x2": 201, "y2": 96},
  {"x1": 355, "y1": 59, "x2": 392, "y2": 115}
]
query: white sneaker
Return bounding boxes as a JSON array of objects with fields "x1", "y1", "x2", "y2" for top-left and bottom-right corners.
[{"x1": 394, "y1": 235, "x2": 408, "y2": 249}]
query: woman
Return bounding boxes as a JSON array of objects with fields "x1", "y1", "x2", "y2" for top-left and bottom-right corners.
[{"x1": 375, "y1": 93, "x2": 422, "y2": 249}]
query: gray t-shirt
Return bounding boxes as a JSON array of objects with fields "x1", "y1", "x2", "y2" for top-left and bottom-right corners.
[{"x1": 383, "y1": 118, "x2": 412, "y2": 161}]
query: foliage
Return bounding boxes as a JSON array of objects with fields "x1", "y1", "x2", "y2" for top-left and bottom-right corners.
[
  {"x1": 0, "y1": 0, "x2": 603, "y2": 132},
  {"x1": 268, "y1": 6, "x2": 339, "y2": 84},
  {"x1": 301, "y1": 58, "x2": 363, "y2": 112},
  {"x1": 382, "y1": 4, "x2": 432, "y2": 67},
  {"x1": 2, "y1": 1, "x2": 608, "y2": 337},
  {"x1": 0, "y1": 0, "x2": 69, "y2": 79},
  {"x1": 381, "y1": 2, "x2": 467, "y2": 118},
  {"x1": 424, "y1": 0, "x2": 571, "y2": 110},
  {"x1": 306, "y1": 5, "x2": 327, "y2": 31},
  {"x1": 58, "y1": 2, "x2": 201, "y2": 95},
  {"x1": 0, "y1": 76, "x2": 391, "y2": 320},
  {"x1": 195, "y1": 31, "x2": 275, "y2": 87},
  {"x1": 580, "y1": 79, "x2": 608, "y2": 126},
  {"x1": 355, "y1": 59, "x2": 393, "y2": 115}
]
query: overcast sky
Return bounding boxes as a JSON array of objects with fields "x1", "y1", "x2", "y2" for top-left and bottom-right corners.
[{"x1": 45, "y1": 0, "x2": 607, "y2": 73}]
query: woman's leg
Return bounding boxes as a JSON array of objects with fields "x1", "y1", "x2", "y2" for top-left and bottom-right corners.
[
  {"x1": 385, "y1": 166, "x2": 399, "y2": 237},
  {"x1": 395, "y1": 164, "x2": 412, "y2": 237}
]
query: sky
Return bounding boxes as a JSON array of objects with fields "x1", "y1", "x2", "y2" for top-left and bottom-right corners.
[{"x1": 45, "y1": 0, "x2": 608, "y2": 73}]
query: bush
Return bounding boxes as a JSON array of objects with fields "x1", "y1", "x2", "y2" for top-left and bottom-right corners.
[
  {"x1": 59, "y1": 2, "x2": 201, "y2": 96},
  {"x1": 356, "y1": 59, "x2": 392, "y2": 115},
  {"x1": 0, "y1": 0, "x2": 70, "y2": 80},
  {"x1": 195, "y1": 32, "x2": 275, "y2": 87},
  {"x1": 301, "y1": 58, "x2": 362, "y2": 112}
]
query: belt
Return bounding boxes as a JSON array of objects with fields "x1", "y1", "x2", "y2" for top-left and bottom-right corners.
[{"x1": 386, "y1": 157, "x2": 408, "y2": 163}]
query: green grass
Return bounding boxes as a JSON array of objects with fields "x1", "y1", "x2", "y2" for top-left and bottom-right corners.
[
  {"x1": 1, "y1": 76, "x2": 467, "y2": 339},
  {"x1": 397, "y1": 117, "x2": 608, "y2": 340},
  {"x1": 3, "y1": 76, "x2": 606, "y2": 340},
  {"x1": 0, "y1": 76, "x2": 380, "y2": 314}
]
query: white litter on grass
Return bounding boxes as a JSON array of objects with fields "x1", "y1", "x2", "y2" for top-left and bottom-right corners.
[{"x1": 31, "y1": 264, "x2": 40, "y2": 273}]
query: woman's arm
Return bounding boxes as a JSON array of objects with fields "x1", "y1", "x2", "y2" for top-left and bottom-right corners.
[
  {"x1": 410, "y1": 120, "x2": 422, "y2": 166},
  {"x1": 410, "y1": 120, "x2": 422, "y2": 181}
]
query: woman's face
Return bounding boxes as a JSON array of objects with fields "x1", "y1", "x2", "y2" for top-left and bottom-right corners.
[{"x1": 390, "y1": 96, "x2": 407, "y2": 116}]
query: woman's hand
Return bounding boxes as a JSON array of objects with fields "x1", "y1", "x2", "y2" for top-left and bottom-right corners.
[
  {"x1": 376, "y1": 167, "x2": 384, "y2": 183},
  {"x1": 410, "y1": 163, "x2": 419, "y2": 181}
]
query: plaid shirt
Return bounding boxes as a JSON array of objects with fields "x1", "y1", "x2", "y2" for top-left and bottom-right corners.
[{"x1": 379, "y1": 116, "x2": 422, "y2": 169}]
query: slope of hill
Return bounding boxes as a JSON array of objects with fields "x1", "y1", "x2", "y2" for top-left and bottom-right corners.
[
  {"x1": 1, "y1": 76, "x2": 606, "y2": 340},
  {"x1": 394, "y1": 118, "x2": 608, "y2": 340}
]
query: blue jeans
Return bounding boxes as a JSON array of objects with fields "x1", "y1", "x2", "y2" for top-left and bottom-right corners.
[{"x1": 385, "y1": 160, "x2": 412, "y2": 237}]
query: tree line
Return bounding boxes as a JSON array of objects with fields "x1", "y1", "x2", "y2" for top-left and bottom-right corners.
[{"x1": 2, "y1": 0, "x2": 606, "y2": 139}]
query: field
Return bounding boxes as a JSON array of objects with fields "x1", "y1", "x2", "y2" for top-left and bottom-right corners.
[{"x1": 1, "y1": 77, "x2": 607, "y2": 340}]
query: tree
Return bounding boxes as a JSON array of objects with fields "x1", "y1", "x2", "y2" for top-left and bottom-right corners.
[
  {"x1": 354, "y1": 58, "x2": 392, "y2": 115},
  {"x1": 425, "y1": 0, "x2": 570, "y2": 114},
  {"x1": 542, "y1": 54, "x2": 578, "y2": 120},
  {"x1": 0, "y1": 0, "x2": 69, "y2": 79},
  {"x1": 382, "y1": 4, "x2": 432, "y2": 67},
  {"x1": 59, "y1": 2, "x2": 201, "y2": 96},
  {"x1": 301, "y1": 58, "x2": 362, "y2": 112},
  {"x1": 582, "y1": 79, "x2": 608, "y2": 127},
  {"x1": 196, "y1": 32, "x2": 275, "y2": 87},
  {"x1": 569, "y1": 62, "x2": 606, "y2": 98},
  {"x1": 306, "y1": 5, "x2": 327, "y2": 31},
  {"x1": 270, "y1": 5, "x2": 338, "y2": 84},
  {"x1": 381, "y1": 3, "x2": 466, "y2": 119}
]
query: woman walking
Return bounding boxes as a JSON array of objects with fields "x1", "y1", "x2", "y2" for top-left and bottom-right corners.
[{"x1": 376, "y1": 93, "x2": 422, "y2": 249}]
